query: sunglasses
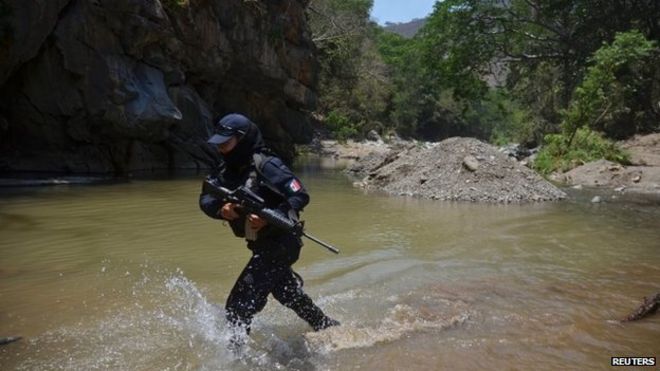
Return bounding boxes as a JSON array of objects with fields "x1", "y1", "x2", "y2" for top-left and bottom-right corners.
[{"x1": 217, "y1": 124, "x2": 246, "y2": 136}]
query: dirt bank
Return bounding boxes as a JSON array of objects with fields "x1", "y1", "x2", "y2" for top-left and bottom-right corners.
[{"x1": 551, "y1": 134, "x2": 660, "y2": 196}]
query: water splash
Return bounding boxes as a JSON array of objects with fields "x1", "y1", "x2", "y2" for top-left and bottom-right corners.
[
  {"x1": 305, "y1": 303, "x2": 470, "y2": 353},
  {"x1": 12, "y1": 266, "x2": 252, "y2": 370},
  {"x1": 9, "y1": 262, "x2": 476, "y2": 370}
]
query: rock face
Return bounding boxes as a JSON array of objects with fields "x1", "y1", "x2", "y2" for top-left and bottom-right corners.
[
  {"x1": 348, "y1": 137, "x2": 566, "y2": 203},
  {"x1": 0, "y1": 0, "x2": 318, "y2": 174}
]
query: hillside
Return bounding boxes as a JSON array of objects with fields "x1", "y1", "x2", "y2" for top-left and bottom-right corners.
[{"x1": 383, "y1": 18, "x2": 426, "y2": 38}]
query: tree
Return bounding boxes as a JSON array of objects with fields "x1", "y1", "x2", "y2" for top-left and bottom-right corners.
[
  {"x1": 308, "y1": 0, "x2": 660, "y2": 148},
  {"x1": 419, "y1": 0, "x2": 660, "y2": 129},
  {"x1": 307, "y1": 0, "x2": 391, "y2": 139},
  {"x1": 562, "y1": 30, "x2": 659, "y2": 142}
]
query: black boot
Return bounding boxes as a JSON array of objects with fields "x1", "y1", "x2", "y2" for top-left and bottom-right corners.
[
  {"x1": 279, "y1": 293, "x2": 340, "y2": 331},
  {"x1": 225, "y1": 309, "x2": 251, "y2": 354},
  {"x1": 312, "y1": 316, "x2": 341, "y2": 331},
  {"x1": 271, "y1": 269, "x2": 341, "y2": 331}
]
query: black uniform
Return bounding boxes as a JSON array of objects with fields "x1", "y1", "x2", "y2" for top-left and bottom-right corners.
[{"x1": 200, "y1": 124, "x2": 336, "y2": 335}]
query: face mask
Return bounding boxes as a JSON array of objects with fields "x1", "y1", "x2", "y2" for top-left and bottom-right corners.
[{"x1": 222, "y1": 123, "x2": 265, "y2": 168}]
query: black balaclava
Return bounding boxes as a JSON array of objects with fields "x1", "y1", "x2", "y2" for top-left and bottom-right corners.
[{"x1": 223, "y1": 121, "x2": 266, "y2": 170}]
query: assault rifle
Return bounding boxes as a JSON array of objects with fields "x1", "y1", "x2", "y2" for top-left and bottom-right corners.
[{"x1": 204, "y1": 178, "x2": 340, "y2": 254}]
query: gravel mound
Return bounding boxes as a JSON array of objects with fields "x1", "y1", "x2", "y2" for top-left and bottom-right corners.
[{"x1": 347, "y1": 137, "x2": 566, "y2": 203}]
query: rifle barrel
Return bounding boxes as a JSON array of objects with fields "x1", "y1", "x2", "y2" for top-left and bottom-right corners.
[{"x1": 303, "y1": 232, "x2": 340, "y2": 254}]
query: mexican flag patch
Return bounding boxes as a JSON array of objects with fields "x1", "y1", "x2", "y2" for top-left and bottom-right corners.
[{"x1": 288, "y1": 179, "x2": 302, "y2": 192}]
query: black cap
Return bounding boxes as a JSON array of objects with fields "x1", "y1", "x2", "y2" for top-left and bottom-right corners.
[{"x1": 207, "y1": 114, "x2": 251, "y2": 145}]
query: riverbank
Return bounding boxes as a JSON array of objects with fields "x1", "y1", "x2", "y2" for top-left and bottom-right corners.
[
  {"x1": 550, "y1": 134, "x2": 660, "y2": 199},
  {"x1": 304, "y1": 133, "x2": 660, "y2": 204}
]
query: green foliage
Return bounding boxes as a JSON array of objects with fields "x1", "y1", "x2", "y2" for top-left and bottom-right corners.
[
  {"x1": 417, "y1": 0, "x2": 492, "y2": 101},
  {"x1": 308, "y1": 0, "x2": 393, "y2": 139},
  {"x1": 375, "y1": 0, "x2": 562, "y2": 142},
  {"x1": 418, "y1": 0, "x2": 660, "y2": 135},
  {"x1": 374, "y1": 30, "x2": 409, "y2": 66},
  {"x1": 307, "y1": 0, "x2": 374, "y2": 74},
  {"x1": 328, "y1": 0, "x2": 372, "y2": 13},
  {"x1": 373, "y1": 28, "x2": 425, "y2": 137},
  {"x1": 478, "y1": 90, "x2": 538, "y2": 146},
  {"x1": 375, "y1": 24, "x2": 536, "y2": 143},
  {"x1": 507, "y1": 62, "x2": 565, "y2": 143},
  {"x1": 562, "y1": 30, "x2": 659, "y2": 140},
  {"x1": 325, "y1": 110, "x2": 358, "y2": 142},
  {"x1": 540, "y1": 31, "x2": 658, "y2": 175},
  {"x1": 534, "y1": 128, "x2": 629, "y2": 174},
  {"x1": 309, "y1": 0, "x2": 659, "y2": 175}
]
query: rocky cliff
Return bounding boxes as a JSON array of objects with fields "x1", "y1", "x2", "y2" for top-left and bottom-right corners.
[{"x1": 0, "y1": 0, "x2": 318, "y2": 174}]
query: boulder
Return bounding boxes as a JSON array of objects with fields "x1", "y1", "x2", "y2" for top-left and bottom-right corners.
[
  {"x1": 462, "y1": 155, "x2": 479, "y2": 172},
  {"x1": 366, "y1": 130, "x2": 383, "y2": 143}
]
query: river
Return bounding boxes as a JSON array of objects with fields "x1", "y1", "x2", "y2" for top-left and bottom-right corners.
[{"x1": 0, "y1": 163, "x2": 658, "y2": 370}]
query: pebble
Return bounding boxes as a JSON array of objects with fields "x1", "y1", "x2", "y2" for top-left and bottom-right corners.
[{"x1": 591, "y1": 196, "x2": 602, "y2": 203}]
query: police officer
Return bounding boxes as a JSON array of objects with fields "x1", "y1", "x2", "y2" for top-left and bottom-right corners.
[{"x1": 199, "y1": 113, "x2": 339, "y2": 341}]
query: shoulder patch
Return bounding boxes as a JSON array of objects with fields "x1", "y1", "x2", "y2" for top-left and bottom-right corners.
[{"x1": 288, "y1": 179, "x2": 302, "y2": 193}]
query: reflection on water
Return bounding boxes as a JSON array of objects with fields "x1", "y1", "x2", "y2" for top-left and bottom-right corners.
[{"x1": 0, "y1": 166, "x2": 659, "y2": 370}]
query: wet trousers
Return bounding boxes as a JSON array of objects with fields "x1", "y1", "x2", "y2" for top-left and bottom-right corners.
[{"x1": 225, "y1": 252, "x2": 332, "y2": 333}]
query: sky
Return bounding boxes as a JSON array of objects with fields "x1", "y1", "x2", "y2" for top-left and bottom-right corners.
[{"x1": 370, "y1": 0, "x2": 438, "y2": 25}]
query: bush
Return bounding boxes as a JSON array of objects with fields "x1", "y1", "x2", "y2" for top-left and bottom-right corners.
[
  {"x1": 479, "y1": 90, "x2": 538, "y2": 146},
  {"x1": 562, "y1": 30, "x2": 658, "y2": 140},
  {"x1": 534, "y1": 127, "x2": 629, "y2": 174},
  {"x1": 325, "y1": 111, "x2": 359, "y2": 142}
]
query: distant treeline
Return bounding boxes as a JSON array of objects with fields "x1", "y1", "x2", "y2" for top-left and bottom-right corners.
[
  {"x1": 307, "y1": 0, "x2": 660, "y2": 173},
  {"x1": 383, "y1": 18, "x2": 426, "y2": 38}
]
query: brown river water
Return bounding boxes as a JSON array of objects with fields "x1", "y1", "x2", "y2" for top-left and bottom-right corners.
[{"x1": 0, "y1": 163, "x2": 658, "y2": 370}]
